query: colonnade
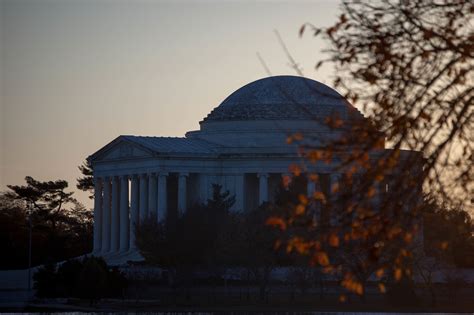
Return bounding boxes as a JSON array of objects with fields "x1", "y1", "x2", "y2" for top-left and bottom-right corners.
[
  {"x1": 256, "y1": 172, "x2": 341, "y2": 204},
  {"x1": 92, "y1": 172, "x2": 188, "y2": 255},
  {"x1": 92, "y1": 171, "x2": 343, "y2": 256}
]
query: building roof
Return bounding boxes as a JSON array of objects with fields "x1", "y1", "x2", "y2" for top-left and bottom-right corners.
[
  {"x1": 122, "y1": 136, "x2": 221, "y2": 154},
  {"x1": 202, "y1": 75, "x2": 360, "y2": 122}
]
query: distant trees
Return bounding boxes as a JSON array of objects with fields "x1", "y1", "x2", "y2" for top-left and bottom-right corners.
[
  {"x1": 136, "y1": 184, "x2": 236, "y2": 286},
  {"x1": 423, "y1": 198, "x2": 474, "y2": 268},
  {"x1": 234, "y1": 204, "x2": 282, "y2": 300},
  {"x1": 0, "y1": 176, "x2": 92, "y2": 269},
  {"x1": 136, "y1": 184, "x2": 286, "y2": 300}
]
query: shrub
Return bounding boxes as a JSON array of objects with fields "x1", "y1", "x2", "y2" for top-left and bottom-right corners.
[{"x1": 33, "y1": 256, "x2": 127, "y2": 301}]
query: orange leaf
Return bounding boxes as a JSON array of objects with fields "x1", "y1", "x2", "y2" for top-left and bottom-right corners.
[
  {"x1": 282, "y1": 175, "x2": 292, "y2": 188},
  {"x1": 375, "y1": 268, "x2": 385, "y2": 278},
  {"x1": 313, "y1": 191, "x2": 326, "y2": 203},
  {"x1": 289, "y1": 164, "x2": 302, "y2": 177},
  {"x1": 440, "y1": 241, "x2": 449, "y2": 250},
  {"x1": 339, "y1": 294, "x2": 347, "y2": 303},
  {"x1": 265, "y1": 217, "x2": 287, "y2": 231},
  {"x1": 375, "y1": 174, "x2": 384, "y2": 182},
  {"x1": 394, "y1": 268, "x2": 402, "y2": 281},
  {"x1": 404, "y1": 232, "x2": 413, "y2": 244},
  {"x1": 314, "y1": 251, "x2": 330, "y2": 266},
  {"x1": 308, "y1": 150, "x2": 322, "y2": 162},
  {"x1": 295, "y1": 204, "x2": 305, "y2": 215},
  {"x1": 273, "y1": 240, "x2": 282, "y2": 250},
  {"x1": 367, "y1": 186, "x2": 376, "y2": 198},
  {"x1": 293, "y1": 132, "x2": 303, "y2": 141},
  {"x1": 298, "y1": 194, "x2": 308, "y2": 205},
  {"x1": 331, "y1": 182, "x2": 340, "y2": 193},
  {"x1": 378, "y1": 283, "x2": 386, "y2": 293},
  {"x1": 329, "y1": 233, "x2": 340, "y2": 247}
]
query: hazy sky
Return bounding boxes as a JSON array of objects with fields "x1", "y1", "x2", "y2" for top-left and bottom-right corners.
[{"x1": 1, "y1": 0, "x2": 341, "y2": 207}]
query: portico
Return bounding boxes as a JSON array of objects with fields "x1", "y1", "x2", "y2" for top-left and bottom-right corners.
[{"x1": 91, "y1": 165, "x2": 347, "y2": 260}]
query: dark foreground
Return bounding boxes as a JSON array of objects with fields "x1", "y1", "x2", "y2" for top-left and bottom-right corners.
[{"x1": 14, "y1": 288, "x2": 474, "y2": 313}]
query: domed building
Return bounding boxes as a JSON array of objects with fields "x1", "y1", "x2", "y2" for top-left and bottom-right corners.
[{"x1": 88, "y1": 75, "x2": 410, "y2": 264}]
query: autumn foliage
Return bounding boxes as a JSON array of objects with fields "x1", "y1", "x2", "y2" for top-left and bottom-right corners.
[{"x1": 268, "y1": 0, "x2": 473, "y2": 298}]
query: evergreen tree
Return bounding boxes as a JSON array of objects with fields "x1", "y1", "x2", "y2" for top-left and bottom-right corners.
[{"x1": 77, "y1": 159, "x2": 94, "y2": 199}]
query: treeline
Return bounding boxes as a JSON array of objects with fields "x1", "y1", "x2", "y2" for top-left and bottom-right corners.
[
  {"x1": 136, "y1": 182, "x2": 474, "y2": 302},
  {"x1": 136, "y1": 184, "x2": 288, "y2": 300}
]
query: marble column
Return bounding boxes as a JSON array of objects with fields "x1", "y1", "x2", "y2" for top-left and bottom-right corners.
[
  {"x1": 199, "y1": 173, "x2": 209, "y2": 202},
  {"x1": 101, "y1": 177, "x2": 111, "y2": 254},
  {"x1": 139, "y1": 174, "x2": 148, "y2": 222},
  {"x1": 234, "y1": 174, "x2": 244, "y2": 211},
  {"x1": 129, "y1": 175, "x2": 139, "y2": 251},
  {"x1": 177, "y1": 173, "x2": 188, "y2": 216},
  {"x1": 258, "y1": 173, "x2": 269, "y2": 205},
  {"x1": 119, "y1": 175, "x2": 130, "y2": 253},
  {"x1": 110, "y1": 176, "x2": 120, "y2": 253},
  {"x1": 307, "y1": 176, "x2": 316, "y2": 197},
  {"x1": 93, "y1": 178, "x2": 103, "y2": 254},
  {"x1": 148, "y1": 173, "x2": 157, "y2": 219},
  {"x1": 157, "y1": 172, "x2": 168, "y2": 222}
]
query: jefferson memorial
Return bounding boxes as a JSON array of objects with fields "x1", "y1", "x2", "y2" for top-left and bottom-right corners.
[{"x1": 89, "y1": 75, "x2": 416, "y2": 264}]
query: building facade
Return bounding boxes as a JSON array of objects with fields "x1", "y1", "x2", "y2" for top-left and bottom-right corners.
[{"x1": 89, "y1": 75, "x2": 419, "y2": 265}]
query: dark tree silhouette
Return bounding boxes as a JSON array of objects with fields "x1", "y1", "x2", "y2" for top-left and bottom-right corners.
[
  {"x1": 2, "y1": 177, "x2": 92, "y2": 267},
  {"x1": 136, "y1": 184, "x2": 235, "y2": 286},
  {"x1": 423, "y1": 198, "x2": 474, "y2": 268},
  {"x1": 77, "y1": 159, "x2": 94, "y2": 199}
]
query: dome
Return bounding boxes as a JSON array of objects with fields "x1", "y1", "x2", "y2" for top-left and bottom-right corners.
[
  {"x1": 201, "y1": 75, "x2": 358, "y2": 123},
  {"x1": 187, "y1": 76, "x2": 366, "y2": 151}
]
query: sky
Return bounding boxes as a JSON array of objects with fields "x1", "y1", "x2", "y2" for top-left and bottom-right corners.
[{"x1": 0, "y1": 0, "x2": 341, "y2": 207}]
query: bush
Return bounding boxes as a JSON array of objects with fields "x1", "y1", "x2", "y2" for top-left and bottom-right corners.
[
  {"x1": 33, "y1": 256, "x2": 127, "y2": 301},
  {"x1": 386, "y1": 277, "x2": 420, "y2": 308},
  {"x1": 33, "y1": 264, "x2": 58, "y2": 298}
]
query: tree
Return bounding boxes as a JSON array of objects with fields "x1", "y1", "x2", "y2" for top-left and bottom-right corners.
[
  {"x1": 7, "y1": 176, "x2": 76, "y2": 231},
  {"x1": 299, "y1": 0, "x2": 472, "y2": 208},
  {"x1": 235, "y1": 204, "x2": 282, "y2": 301},
  {"x1": 423, "y1": 198, "x2": 474, "y2": 268},
  {"x1": 268, "y1": 0, "x2": 472, "y2": 297},
  {"x1": 0, "y1": 193, "x2": 29, "y2": 269},
  {"x1": 136, "y1": 184, "x2": 236, "y2": 286},
  {"x1": 77, "y1": 159, "x2": 94, "y2": 199},
  {"x1": 2, "y1": 176, "x2": 92, "y2": 266}
]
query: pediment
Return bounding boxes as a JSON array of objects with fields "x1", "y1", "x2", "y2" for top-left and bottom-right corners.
[{"x1": 90, "y1": 137, "x2": 154, "y2": 163}]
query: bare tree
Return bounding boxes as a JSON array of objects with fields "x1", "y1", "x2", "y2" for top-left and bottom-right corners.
[{"x1": 268, "y1": 0, "x2": 473, "y2": 297}]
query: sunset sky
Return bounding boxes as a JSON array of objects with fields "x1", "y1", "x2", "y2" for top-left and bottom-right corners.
[{"x1": 1, "y1": 0, "x2": 341, "y2": 207}]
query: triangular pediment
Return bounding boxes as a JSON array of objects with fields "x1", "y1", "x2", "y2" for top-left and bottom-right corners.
[{"x1": 89, "y1": 136, "x2": 154, "y2": 162}]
